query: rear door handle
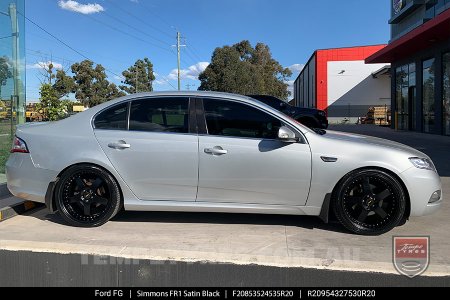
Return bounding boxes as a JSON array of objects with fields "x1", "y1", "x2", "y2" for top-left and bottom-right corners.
[
  {"x1": 108, "y1": 140, "x2": 131, "y2": 150},
  {"x1": 204, "y1": 146, "x2": 228, "y2": 155}
]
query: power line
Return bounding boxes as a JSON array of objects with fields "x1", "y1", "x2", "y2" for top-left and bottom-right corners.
[
  {"x1": 184, "y1": 48, "x2": 199, "y2": 65},
  {"x1": 102, "y1": 10, "x2": 172, "y2": 47},
  {"x1": 19, "y1": 12, "x2": 125, "y2": 79},
  {"x1": 81, "y1": 13, "x2": 173, "y2": 54},
  {"x1": 183, "y1": 37, "x2": 204, "y2": 62},
  {"x1": 26, "y1": 49, "x2": 77, "y2": 64},
  {"x1": 19, "y1": 11, "x2": 90, "y2": 61},
  {"x1": 105, "y1": 0, "x2": 174, "y2": 40},
  {"x1": 27, "y1": 49, "x2": 124, "y2": 79},
  {"x1": 154, "y1": 73, "x2": 176, "y2": 90}
]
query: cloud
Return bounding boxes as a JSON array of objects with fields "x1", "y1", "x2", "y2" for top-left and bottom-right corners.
[
  {"x1": 27, "y1": 61, "x2": 63, "y2": 70},
  {"x1": 113, "y1": 75, "x2": 124, "y2": 81},
  {"x1": 288, "y1": 64, "x2": 304, "y2": 73},
  {"x1": 130, "y1": 0, "x2": 139, "y2": 3},
  {"x1": 167, "y1": 62, "x2": 209, "y2": 81},
  {"x1": 285, "y1": 80, "x2": 295, "y2": 97},
  {"x1": 58, "y1": 0, "x2": 104, "y2": 14}
]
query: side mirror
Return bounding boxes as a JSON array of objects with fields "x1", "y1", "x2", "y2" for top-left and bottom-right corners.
[{"x1": 278, "y1": 126, "x2": 298, "y2": 143}]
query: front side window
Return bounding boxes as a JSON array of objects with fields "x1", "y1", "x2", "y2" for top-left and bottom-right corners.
[
  {"x1": 129, "y1": 98, "x2": 189, "y2": 133},
  {"x1": 203, "y1": 99, "x2": 282, "y2": 139},
  {"x1": 94, "y1": 102, "x2": 128, "y2": 130}
]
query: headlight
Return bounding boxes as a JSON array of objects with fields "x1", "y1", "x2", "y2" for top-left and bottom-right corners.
[
  {"x1": 409, "y1": 157, "x2": 436, "y2": 171},
  {"x1": 317, "y1": 111, "x2": 326, "y2": 117}
]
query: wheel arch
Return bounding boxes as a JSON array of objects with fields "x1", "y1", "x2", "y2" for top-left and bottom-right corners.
[
  {"x1": 45, "y1": 162, "x2": 124, "y2": 213},
  {"x1": 319, "y1": 166, "x2": 411, "y2": 223}
]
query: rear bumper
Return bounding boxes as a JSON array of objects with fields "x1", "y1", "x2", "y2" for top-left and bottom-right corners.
[
  {"x1": 400, "y1": 167, "x2": 442, "y2": 217},
  {"x1": 6, "y1": 153, "x2": 57, "y2": 204}
]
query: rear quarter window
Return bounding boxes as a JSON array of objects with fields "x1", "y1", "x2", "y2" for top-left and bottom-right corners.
[{"x1": 94, "y1": 102, "x2": 128, "y2": 130}]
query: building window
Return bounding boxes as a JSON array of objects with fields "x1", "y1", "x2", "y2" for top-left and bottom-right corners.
[
  {"x1": 395, "y1": 63, "x2": 416, "y2": 130},
  {"x1": 444, "y1": 52, "x2": 450, "y2": 136},
  {"x1": 422, "y1": 58, "x2": 436, "y2": 133}
]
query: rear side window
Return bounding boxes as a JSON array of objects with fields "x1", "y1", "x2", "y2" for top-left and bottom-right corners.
[
  {"x1": 129, "y1": 98, "x2": 189, "y2": 133},
  {"x1": 203, "y1": 98, "x2": 282, "y2": 139},
  {"x1": 94, "y1": 102, "x2": 128, "y2": 130}
]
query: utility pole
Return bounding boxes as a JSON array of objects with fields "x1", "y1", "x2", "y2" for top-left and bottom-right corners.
[
  {"x1": 176, "y1": 32, "x2": 181, "y2": 91},
  {"x1": 185, "y1": 83, "x2": 195, "y2": 91},
  {"x1": 173, "y1": 32, "x2": 185, "y2": 91}
]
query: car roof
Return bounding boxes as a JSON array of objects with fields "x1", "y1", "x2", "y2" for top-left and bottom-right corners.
[{"x1": 115, "y1": 91, "x2": 254, "y2": 102}]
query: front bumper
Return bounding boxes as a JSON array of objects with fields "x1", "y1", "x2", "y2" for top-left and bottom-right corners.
[
  {"x1": 317, "y1": 116, "x2": 328, "y2": 129},
  {"x1": 6, "y1": 153, "x2": 57, "y2": 204},
  {"x1": 400, "y1": 167, "x2": 443, "y2": 217}
]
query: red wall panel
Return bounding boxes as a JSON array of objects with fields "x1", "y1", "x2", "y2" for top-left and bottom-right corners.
[{"x1": 315, "y1": 45, "x2": 386, "y2": 111}]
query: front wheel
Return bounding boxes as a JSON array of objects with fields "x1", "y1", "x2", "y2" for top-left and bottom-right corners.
[
  {"x1": 55, "y1": 164, "x2": 122, "y2": 227},
  {"x1": 332, "y1": 169, "x2": 406, "y2": 235}
]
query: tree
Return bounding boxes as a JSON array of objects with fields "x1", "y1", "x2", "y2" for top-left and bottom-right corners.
[
  {"x1": 53, "y1": 69, "x2": 76, "y2": 99},
  {"x1": 198, "y1": 40, "x2": 292, "y2": 99},
  {"x1": 120, "y1": 58, "x2": 155, "y2": 94},
  {"x1": 0, "y1": 56, "x2": 12, "y2": 97},
  {"x1": 71, "y1": 60, "x2": 125, "y2": 107},
  {"x1": 36, "y1": 84, "x2": 71, "y2": 121}
]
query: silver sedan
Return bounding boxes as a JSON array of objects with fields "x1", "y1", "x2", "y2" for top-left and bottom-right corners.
[{"x1": 6, "y1": 92, "x2": 442, "y2": 235}]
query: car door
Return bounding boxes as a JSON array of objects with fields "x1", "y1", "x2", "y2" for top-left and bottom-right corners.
[
  {"x1": 196, "y1": 97, "x2": 312, "y2": 206},
  {"x1": 94, "y1": 97, "x2": 198, "y2": 201}
]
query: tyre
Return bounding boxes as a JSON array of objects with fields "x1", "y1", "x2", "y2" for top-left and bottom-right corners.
[
  {"x1": 55, "y1": 164, "x2": 122, "y2": 227},
  {"x1": 332, "y1": 169, "x2": 406, "y2": 235}
]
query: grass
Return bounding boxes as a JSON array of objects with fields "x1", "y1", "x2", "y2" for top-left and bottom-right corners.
[{"x1": 0, "y1": 122, "x2": 15, "y2": 174}]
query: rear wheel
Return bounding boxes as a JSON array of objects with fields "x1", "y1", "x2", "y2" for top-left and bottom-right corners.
[
  {"x1": 55, "y1": 164, "x2": 122, "y2": 227},
  {"x1": 332, "y1": 169, "x2": 406, "y2": 235}
]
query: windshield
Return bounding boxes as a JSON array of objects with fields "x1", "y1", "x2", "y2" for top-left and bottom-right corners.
[{"x1": 248, "y1": 95, "x2": 290, "y2": 110}]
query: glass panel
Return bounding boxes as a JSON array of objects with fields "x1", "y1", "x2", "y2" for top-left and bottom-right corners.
[
  {"x1": 443, "y1": 52, "x2": 450, "y2": 135},
  {"x1": 0, "y1": 0, "x2": 25, "y2": 178},
  {"x1": 408, "y1": 63, "x2": 416, "y2": 130},
  {"x1": 423, "y1": 58, "x2": 436, "y2": 133},
  {"x1": 203, "y1": 99, "x2": 282, "y2": 139},
  {"x1": 409, "y1": 86, "x2": 416, "y2": 131},
  {"x1": 94, "y1": 102, "x2": 128, "y2": 130},
  {"x1": 129, "y1": 98, "x2": 189, "y2": 133},
  {"x1": 395, "y1": 66, "x2": 409, "y2": 130}
]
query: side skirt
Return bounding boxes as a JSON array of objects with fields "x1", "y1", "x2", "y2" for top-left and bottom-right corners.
[{"x1": 123, "y1": 200, "x2": 322, "y2": 216}]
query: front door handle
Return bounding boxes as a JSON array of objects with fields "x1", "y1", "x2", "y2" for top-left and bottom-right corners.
[
  {"x1": 108, "y1": 140, "x2": 131, "y2": 150},
  {"x1": 204, "y1": 146, "x2": 228, "y2": 155}
]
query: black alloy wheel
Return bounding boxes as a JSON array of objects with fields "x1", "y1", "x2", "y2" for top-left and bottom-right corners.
[
  {"x1": 55, "y1": 165, "x2": 122, "y2": 227},
  {"x1": 332, "y1": 169, "x2": 406, "y2": 235}
]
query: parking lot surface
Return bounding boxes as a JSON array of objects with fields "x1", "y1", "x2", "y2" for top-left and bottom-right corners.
[{"x1": 0, "y1": 125, "x2": 449, "y2": 278}]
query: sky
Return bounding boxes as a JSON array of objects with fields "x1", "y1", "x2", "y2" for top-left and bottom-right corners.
[{"x1": 24, "y1": 0, "x2": 391, "y2": 101}]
